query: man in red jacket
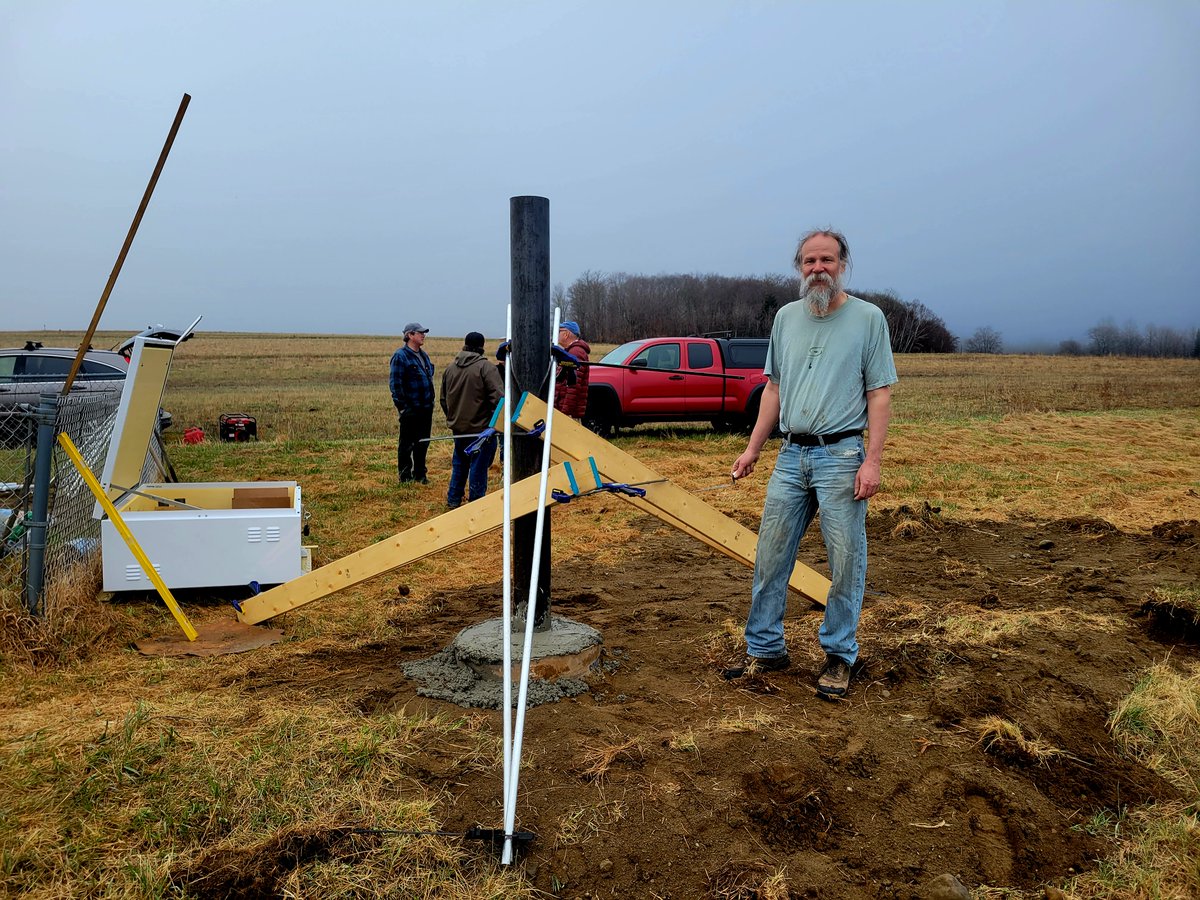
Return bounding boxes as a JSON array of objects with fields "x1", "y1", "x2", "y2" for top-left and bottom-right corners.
[{"x1": 554, "y1": 320, "x2": 590, "y2": 419}]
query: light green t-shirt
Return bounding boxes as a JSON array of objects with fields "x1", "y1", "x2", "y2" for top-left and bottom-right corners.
[{"x1": 764, "y1": 295, "x2": 898, "y2": 435}]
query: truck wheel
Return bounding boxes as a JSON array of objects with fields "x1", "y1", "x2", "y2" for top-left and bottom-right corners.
[
  {"x1": 740, "y1": 395, "x2": 779, "y2": 436},
  {"x1": 584, "y1": 416, "x2": 614, "y2": 438},
  {"x1": 584, "y1": 393, "x2": 619, "y2": 438},
  {"x1": 741, "y1": 395, "x2": 761, "y2": 435}
]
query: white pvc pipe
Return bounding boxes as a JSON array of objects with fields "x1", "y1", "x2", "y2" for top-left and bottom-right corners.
[
  {"x1": 500, "y1": 304, "x2": 514, "y2": 853},
  {"x1": 502, "y1": 306, "x2": 561, "y2": 864}
]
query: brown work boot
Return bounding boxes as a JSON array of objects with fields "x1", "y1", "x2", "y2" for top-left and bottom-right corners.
[
  {"x1": 816, "y1": 655, "x2": 851, "y2": 699},
  {"x1": 722, "y1": 654, "x2": 790, "y2": 680}
]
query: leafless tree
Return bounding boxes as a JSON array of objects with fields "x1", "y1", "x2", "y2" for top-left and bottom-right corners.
[
  {"x1": 964, "y1": 326, "x2": 1004, "y2": 354},
  {"x1": 1119, "y1": 321, "x2": 1145, "y2": 356},
  {"x1": 1087, "y1": 318, "x2": 1121, "y2": 355}
]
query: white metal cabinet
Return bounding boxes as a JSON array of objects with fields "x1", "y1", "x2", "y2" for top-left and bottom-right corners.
[{"x1": 95, "y1": 336, "x2": 304, "y2": 592}]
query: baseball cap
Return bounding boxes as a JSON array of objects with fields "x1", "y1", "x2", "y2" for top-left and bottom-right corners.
[
  {"x1": 464, "y1": 331, "x2": 485, "y2": 350},
  {"x1": 403, "y1": 322, "x2": 429, "y2": 335},
  {"x1": 560, "y1": 321, "x2": 580, "y2": 337}
]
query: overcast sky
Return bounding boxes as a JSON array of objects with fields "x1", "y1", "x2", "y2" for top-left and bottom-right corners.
[{"x1": 3, "y1": 1, "x2": 1197, "y2": 348}]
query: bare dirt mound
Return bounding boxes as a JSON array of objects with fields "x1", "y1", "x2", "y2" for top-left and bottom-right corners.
[{"x1": 225, "y1": 514, "x2": 1199, "y2": 898}]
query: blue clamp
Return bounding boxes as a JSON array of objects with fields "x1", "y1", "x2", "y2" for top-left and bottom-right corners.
[
  {"x1": 551, "y1": 481, "x2": 646, "y2": 503},
  {"x1": 603, "y1": 482, "x2": 646, "y2": 498},
  {"x1": 551, "y1": 344, "x2": 578, "y2": 368},
  {"x1": 465, "y1": 427, "x2": 498, "y2": 455}
]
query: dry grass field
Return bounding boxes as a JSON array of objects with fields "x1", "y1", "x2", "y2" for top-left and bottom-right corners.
[{"x1": 1, "y1": 329, "x2": 1198, "y2": 899}]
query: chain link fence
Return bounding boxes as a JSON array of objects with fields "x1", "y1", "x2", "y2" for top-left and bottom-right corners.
[
  {"x1": 1, "y1": 409, "x2": 38, "y2": 601},
  {"x1": 0, "y1": 390, "x2": 170, "y2": 617}
]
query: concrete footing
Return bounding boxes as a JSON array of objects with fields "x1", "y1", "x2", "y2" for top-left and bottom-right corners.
[
  {"x1": 402, "y1": 615, "x2": 603, "y2": 710},
  {"x1": 453, "y1": 615, "x2": 603, "y2": 682}
]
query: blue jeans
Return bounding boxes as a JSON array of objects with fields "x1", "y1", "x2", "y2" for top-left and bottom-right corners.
[
  {"x1": 447, "y1": 435, "x2": 496, "y2": 506},
  {"x1": 744, "y1": 436, "x2": 868, "y2": 665}
]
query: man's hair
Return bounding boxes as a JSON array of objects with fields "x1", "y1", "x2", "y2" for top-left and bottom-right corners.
[{"x1": 793, "y1": 228, "x2": 851, "y2": 273}]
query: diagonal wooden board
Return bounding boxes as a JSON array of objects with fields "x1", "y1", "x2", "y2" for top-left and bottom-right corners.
[
  {"x1": 236, "y1": 395, "x2": 829, "y2": 625},
  {"x1": 236, "y1": 460, "x2": 598, "y2": 625},
  {"x1": 511, "y1": 395, "x2": 830, "y2": 605}
]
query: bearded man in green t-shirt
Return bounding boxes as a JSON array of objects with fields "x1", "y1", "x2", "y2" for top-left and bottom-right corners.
[{"x1": 726, "y1": 229, "x2": 898, "y2": 699}]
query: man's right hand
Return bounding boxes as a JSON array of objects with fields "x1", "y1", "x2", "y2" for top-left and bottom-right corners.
[
  {"x1": 733, "y1": 380, "x2": 779, "y2": 480},
  {"x1": 731, "y1": 448, "x2": 760, "y2": 480}
]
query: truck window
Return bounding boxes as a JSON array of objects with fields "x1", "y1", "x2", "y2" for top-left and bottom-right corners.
[
  {"x1": 687, "y1": 343, "x2": 714, "y2": 369},
  {"x1": 633, "y1": 343, "x2": 680, "y2": 370},
  {"x1": 601, "y1": 341, "x2": 648, "y2": 365},
  {"x1": 726, "y1": 342, "x2": 769, "y2": 369}
]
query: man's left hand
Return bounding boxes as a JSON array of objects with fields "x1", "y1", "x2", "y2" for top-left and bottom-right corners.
[{"x1": 854, "y1": 460, "x2": 882, "y2": 500}]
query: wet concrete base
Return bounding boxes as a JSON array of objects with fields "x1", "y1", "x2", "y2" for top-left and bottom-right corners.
[{"x1": 402, "y1": 615, "x2": 602, "y2": 709}]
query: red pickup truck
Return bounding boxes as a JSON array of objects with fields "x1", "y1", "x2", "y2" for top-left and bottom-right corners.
[{"x1": 583, "y1": 337, "x2": 770, "y2": 436}]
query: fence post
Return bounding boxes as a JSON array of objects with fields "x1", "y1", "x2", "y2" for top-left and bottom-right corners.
[{"x1": 25, "y1": 392, "x2": 58, "y2": 616}]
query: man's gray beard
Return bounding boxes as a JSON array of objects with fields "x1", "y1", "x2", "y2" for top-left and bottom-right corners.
[{"x1": 802, "y1": 274, "x2": 841, "y2": 316}]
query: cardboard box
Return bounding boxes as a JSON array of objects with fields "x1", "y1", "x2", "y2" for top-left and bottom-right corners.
[{"x1": 233, "y1": 486, "x2": 293, "y2": 509}]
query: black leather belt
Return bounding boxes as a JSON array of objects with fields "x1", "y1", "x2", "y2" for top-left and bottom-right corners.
[{"x1": 785, "y1": 429, "x2": 862, "y2": 447}]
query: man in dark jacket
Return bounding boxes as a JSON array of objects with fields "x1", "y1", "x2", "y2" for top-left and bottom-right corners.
[
  {"x1": 389, "y1": 322, "x2": 435, "y2": 483},
  {"x1": 440, "y1": 331, "x2": 504, "y2": 507},
  {"x1": 554, "y1": 320, "x2": 590, "y2": 419}
]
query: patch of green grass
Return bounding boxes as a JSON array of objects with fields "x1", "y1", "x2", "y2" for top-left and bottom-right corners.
[
  {"x1": 1065, "y1": 804, "x2": 1200, "y2": 900},
  {"x1": 1110, "y1": 662, "x2": 1200, "y2": 797},
  {"x1": 0, "y1": 700, "x2": 531, "y2": 899},
  {"x1": 1058, "y1": 660, "x2": 1200, "y2": 899},
  {"x1": 1145, "y1": 584, "x2": 1200, "y2": 620},
  {"x1": 1073, "y1": 806, "x2": 1127, "y2": 839}
]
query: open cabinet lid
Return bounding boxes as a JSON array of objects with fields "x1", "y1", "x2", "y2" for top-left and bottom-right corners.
[{"x1": 97, "y1": 336, "x2": 179, "y2": 508}]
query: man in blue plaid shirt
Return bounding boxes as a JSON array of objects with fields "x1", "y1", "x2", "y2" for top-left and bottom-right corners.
[{"x1": 389, "y1": 322, "x2": 435, "y2": 483}]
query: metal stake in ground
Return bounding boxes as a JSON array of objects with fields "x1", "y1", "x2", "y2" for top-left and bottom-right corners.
[
  {"x1": 503, "y1": 308, "x2": 562, "y2": 865},
  {"x1": 500, "y1": 304, "x2": 516, "y2": 859}
]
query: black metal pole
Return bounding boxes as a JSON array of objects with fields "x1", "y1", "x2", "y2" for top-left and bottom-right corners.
[
  {"x1": 26, "y1": 392, "x2": 58, "y2": 616},
  {"x1": 510, "y1": 196, "x2": 551, "y2": 629}
]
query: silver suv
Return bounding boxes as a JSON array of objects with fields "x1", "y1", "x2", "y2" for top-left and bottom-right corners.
[{"x1": 0, "y1": 325, "x2": 194, "y2": 431}]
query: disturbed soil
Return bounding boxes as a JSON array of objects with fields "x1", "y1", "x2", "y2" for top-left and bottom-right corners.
[{"x1": 203, "y1": 511, "x2": 1199, "y2": 899}]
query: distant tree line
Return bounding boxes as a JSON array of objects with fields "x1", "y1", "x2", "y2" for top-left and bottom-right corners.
[
  {"x1": 562, "y1": 272, "x2": 956, "y2": 353},
  {"x1": 562, "y1": 272, "x2": 1198, "y2": 358},
  {"x1": 1058, "y1": 318, "x2": 1200, "y2": 358},
  {"x1": 952, "y1": 320, "x2": 1198, "y2": 357}
]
